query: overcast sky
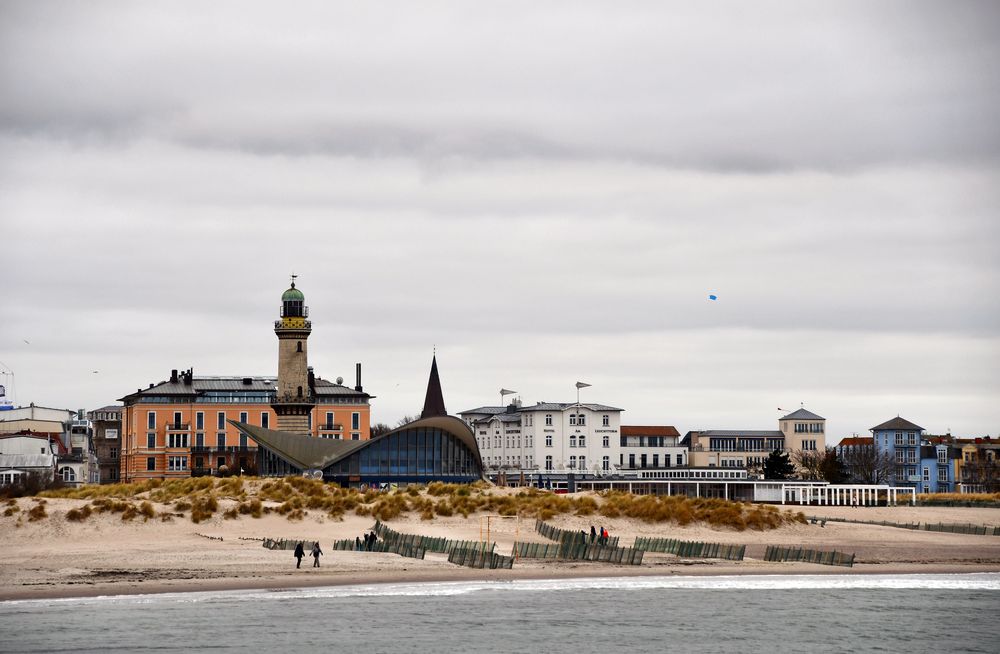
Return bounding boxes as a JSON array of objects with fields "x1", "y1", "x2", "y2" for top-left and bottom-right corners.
[{"x1": 2, "y1": 1, "x2": 998, "y2": 440}]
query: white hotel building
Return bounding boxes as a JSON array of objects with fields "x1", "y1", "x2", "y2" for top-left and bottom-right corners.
[{"x1": 459, "y1": 401, "x2": 686, "y2": 474}]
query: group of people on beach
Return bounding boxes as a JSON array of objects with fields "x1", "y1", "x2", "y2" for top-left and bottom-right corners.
[
  {"x1": 356, "y1": 532, "x2": 379, "y2": 551},
  {"x1": 293, "y1": 541, "x2": 323, "y2": 568},
  {"x1": 589, "y1": 525, "x2": 610, "y2": 545}
]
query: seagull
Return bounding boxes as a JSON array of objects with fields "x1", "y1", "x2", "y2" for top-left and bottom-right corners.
[
  {"x1": 23, "y1": 340, "x2": 30, "y2": 345},
  {"x1": 92, "y1": 371, "x2": 99, "y2": 374}
]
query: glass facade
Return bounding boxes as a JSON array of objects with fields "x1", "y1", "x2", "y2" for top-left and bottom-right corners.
[
  {"x1": 255, "y1": 425, "x2": 482, "y2": 485},
  {"x1": 324, "y1": 427, "x2": 480, "y2": 483}
]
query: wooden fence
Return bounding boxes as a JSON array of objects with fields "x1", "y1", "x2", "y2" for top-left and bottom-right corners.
[
  {"x1": 374, "y1": 519, "x2": 495, "y2": 554},
  {"x1": 806, "y1": 516, "x2": 1000, "y2": 536},
  {"x1": 449, "y1": 547, "x2": 515, "y2": 569},
  {"x1": 534, "y1": 519, "x2": 620, "y2": 548},
  {"x1": 763, "y1": 545, "x2": 855, "y2": 567},
  {"x1": 633, "y1": 537, "x2": 746, "y2": 561}
]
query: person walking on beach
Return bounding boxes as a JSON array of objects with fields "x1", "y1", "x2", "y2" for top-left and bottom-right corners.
[
  {"x1": 590, "y1": 525, "x2": 597, "y2": 543},
  {"x1": 293, "y1": 541, "x2": 305, "y2": 569},
  {"x1": 311, "y1": 542, "x2": 323, "y2": 567},
  {"x1": 355, "y1": 536, "x2": 362, "y2": 551}
]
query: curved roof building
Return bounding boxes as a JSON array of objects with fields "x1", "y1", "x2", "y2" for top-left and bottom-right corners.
[{"x1": 233, "y1": 356, "x2": 484, "y2": 486}]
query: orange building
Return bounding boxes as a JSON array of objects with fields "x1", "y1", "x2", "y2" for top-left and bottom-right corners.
[{"x1": 118, "y1": 281, "x2": 373, "y2": 481}]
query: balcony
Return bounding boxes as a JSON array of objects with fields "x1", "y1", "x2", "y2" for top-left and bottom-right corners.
[
  {"x1": 166, "y1": 423, "x2": 191, "y2": 431},
  {"x1": 318, "y1": 424, "x2": 343, "y2": 432},
  {"x1": 191, "y1": 446, "x2": 258, "y2": 455},
  {"x1": 274, "y1": 319, "x2": 312, "y2": 329}
]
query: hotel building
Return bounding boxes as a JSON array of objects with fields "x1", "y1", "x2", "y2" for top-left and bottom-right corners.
[
  {"x1": 682, "y1": 408, "x2": 827, "y2": 471},
  {"x1": 118, "y1": 281, "x2": 372, "y2": 481}
]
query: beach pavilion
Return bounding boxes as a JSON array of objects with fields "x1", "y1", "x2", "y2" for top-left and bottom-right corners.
[{"x1": 233, "y1": 356, "x2": 485, "y2": 487}]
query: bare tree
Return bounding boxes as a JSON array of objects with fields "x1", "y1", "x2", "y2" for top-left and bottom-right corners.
[
  {"x1": 394, "y1": 414, "x2": 421, "y2": 428},
  {"x1": 791, "y1": 449, "x2": 825, "y2": 480},
  {"x1": 962, "y1": 453, "x2": 1000, "y2": 493},
  {"x1": 841, "y1": 444, "x2": 895, "y2": 484},
  {"x1": 370, "y1": 423, "x2": 393, "y2": 438}
]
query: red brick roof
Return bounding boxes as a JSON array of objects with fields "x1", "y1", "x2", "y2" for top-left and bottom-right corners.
[{"x1": 621, "y1": 425, "x2": 680, "y2": 437}]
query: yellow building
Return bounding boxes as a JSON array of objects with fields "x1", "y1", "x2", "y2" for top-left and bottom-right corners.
[{"x1": 119, "y1": 281, "x2": 372, "y2": 481}]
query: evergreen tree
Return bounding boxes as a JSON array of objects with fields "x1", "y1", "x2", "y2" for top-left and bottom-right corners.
[{"x1": 763, "y1": 449, "x2": 795, "y2": 480}]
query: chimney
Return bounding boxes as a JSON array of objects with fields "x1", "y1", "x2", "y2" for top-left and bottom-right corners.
[
  {"x1": 308, "y1": 366, "x2": 315, "y2": 388},
  {"x1": 170, "y1": 369, "x2": 178, "y2": 383},
  {"x1": 355, "y1": 363, "x2": 363, "y2": 392}
]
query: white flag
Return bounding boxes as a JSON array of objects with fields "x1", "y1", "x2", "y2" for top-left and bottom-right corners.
[
  {"x1": 575, "y1": 381, "x2": 592, "y2": 389},
  {"x1": 500, "y1": 388, "x2": 516, "y2": 396}
]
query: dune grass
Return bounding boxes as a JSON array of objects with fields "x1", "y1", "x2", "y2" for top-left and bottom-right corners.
[
  {"x1": 18, "y1": 476, "x2": 806, "y2": 530},
  {"x1": 918, "y1": 492, "x2": 1000, "y2": 504}
]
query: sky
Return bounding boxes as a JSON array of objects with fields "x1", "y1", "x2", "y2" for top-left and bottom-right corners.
[{"x1": 2, "y1": 1, "x2": 998, "y2": 440}]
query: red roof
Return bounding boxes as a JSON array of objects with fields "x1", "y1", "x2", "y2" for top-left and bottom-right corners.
[
  {"x1": 621, "y1": 425, "x2": 680, "y2": 437},
  {"x1": 837, "y1": 437, "x2": 873, "y2": 447}
]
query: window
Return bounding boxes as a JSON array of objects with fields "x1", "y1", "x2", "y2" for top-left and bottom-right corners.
[
  {"x1": 147, "y1": 412, "x2": 156, "y2": 429},
  {"x1": 352, "y1": 412, "x2": 360, "y2": 430},
  {"x1": 196, "y1": 412, "x2": 204, "y2": 430},
  {"x1": 168, "y1": 433, "x2": 188, "y2": 448},
  {"x1": 146, "y1": 457, "x2": 156, "y2": 471},
  {"x1": 545, "y1": 455, "x2": 553, "y2": 471},
  {"x1": 676, "y1": 454, "x2": 683, "y2": 466},
  {"x1": 629, "y1": 454, "x2": 636, "y2": 468},
  {"x1": 60, "y1": 467, "x2": 76, "y2": 482},
  {"x1": 803, "y1": 440, "x2": 816, "y2": 451},
  {"x1": 545, "y1": 414, "x2": 553, "y2": 426},
  {"x1": 578, "y1": 415, "x2": 585, "y2": 426},
  {"x1": 937, "y1": 468, "x2": 948, "y2": 482},
  {"x1": 922, "y1": 467, "x2": 930, "y2": 482},
  {"x1": 168, "y1": 456, "x2": 188, "y2": 471},
  {"x1": 110, "y1": 447, "x2": 118, "y2": 459},
  {"x1": 146, "y1": 433, "x2": 156, "y2": 449},
  {"x1": 569, "y1": 455, "x2": 577, "y2": 469},
  {"x1": 602, "y1": 456, "x2": 610, "y2": 471},
  {"x1": 545, "y1": 434, "x2": 552, "y2": 447},
  {"x1": 908, "y1": 433, "x2": 917, "y2": 446},
  {"x1": 569, "y1": 415, "x2": 577, "y2": 426},
  {"x1": 652, "y1": 454, "x2": 659, "y2": 468},
  {"x1": 937, "y1": 449, "x2": 948, "y2": 465},
  {"x1": 351, "y1": 433, "x2": 360, "y2": 441},
  {"x1": 261, "y1": 413, "x2": 269, "y2": 429},
  {"x1": 296, "y1": 341, "x2": 302, "y2": 352},
  {"x1": 239, "y1": 433, "x2": 248, "y2": 449},
  {"x1": 217, "y1": 412, "x2": 226, "y2": 430},
  {"x1": 603, "y1": 435, "x2": 609, "y2": 448},
  {"x1": 895, "y1": 432, "x2": 904, "y2": 446},
  {"x1": 569, "y1": 435, "x2": 577, "y2": 448},
  {"x1": 326, "y1": 412, "x2": 334, "y2": 429},
  {"x1": 239, "y1": 411, "x2": 248, "y2": 424},
  {"x1": 579, "y1": 435, "x2": 586, "y2": 447},
  {"x1": 602, "y1": 415, "x2": 609, "y2": 427},
  {"x1": 196, "y1": 433, "x2": 204, "y2": 447},
  {"x1": 217, "y1": 433, "x2": 226, "y2": 448},
  {"x1": 579, "y1": 455, "x2": 585, "y2": 470},
  {"x1": 173, "y1": 411, "x2": 182, "y2": 428}
]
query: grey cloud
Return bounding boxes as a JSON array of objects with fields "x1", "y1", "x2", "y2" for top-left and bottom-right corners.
[{"x1": 2, "y1": 2, "x2": 999, "y2": 171}]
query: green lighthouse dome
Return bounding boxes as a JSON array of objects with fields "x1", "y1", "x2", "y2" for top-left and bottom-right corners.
[{"x1": 281, "y1": 284, "x2": 305, "y2": 302}]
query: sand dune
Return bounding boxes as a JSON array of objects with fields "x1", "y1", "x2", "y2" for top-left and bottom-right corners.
[{"x1": 2, "y1": 495, "x2": 998, "y2": 601}]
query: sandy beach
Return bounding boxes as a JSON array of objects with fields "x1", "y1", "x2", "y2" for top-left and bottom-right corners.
[{"x1": 2, "y1": 495, "x2": 998, "y2": 602}]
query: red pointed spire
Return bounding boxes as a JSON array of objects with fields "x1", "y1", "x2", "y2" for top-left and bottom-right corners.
[{"x1": 420, "y1": 355, "x2": 447, "y2": 418}]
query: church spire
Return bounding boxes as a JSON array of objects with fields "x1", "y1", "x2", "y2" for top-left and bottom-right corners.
[{"x1": 420, "y1": 355, "x2": 447, "y2": 419}]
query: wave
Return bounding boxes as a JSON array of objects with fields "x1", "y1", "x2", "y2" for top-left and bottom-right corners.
[{"x1": 9, "y1": 572, "x2": 999, "y2": 607}]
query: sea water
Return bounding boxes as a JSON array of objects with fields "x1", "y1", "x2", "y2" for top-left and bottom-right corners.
[{"x1": 1, "y1": 574, "x2": 998, "y2": 653}]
